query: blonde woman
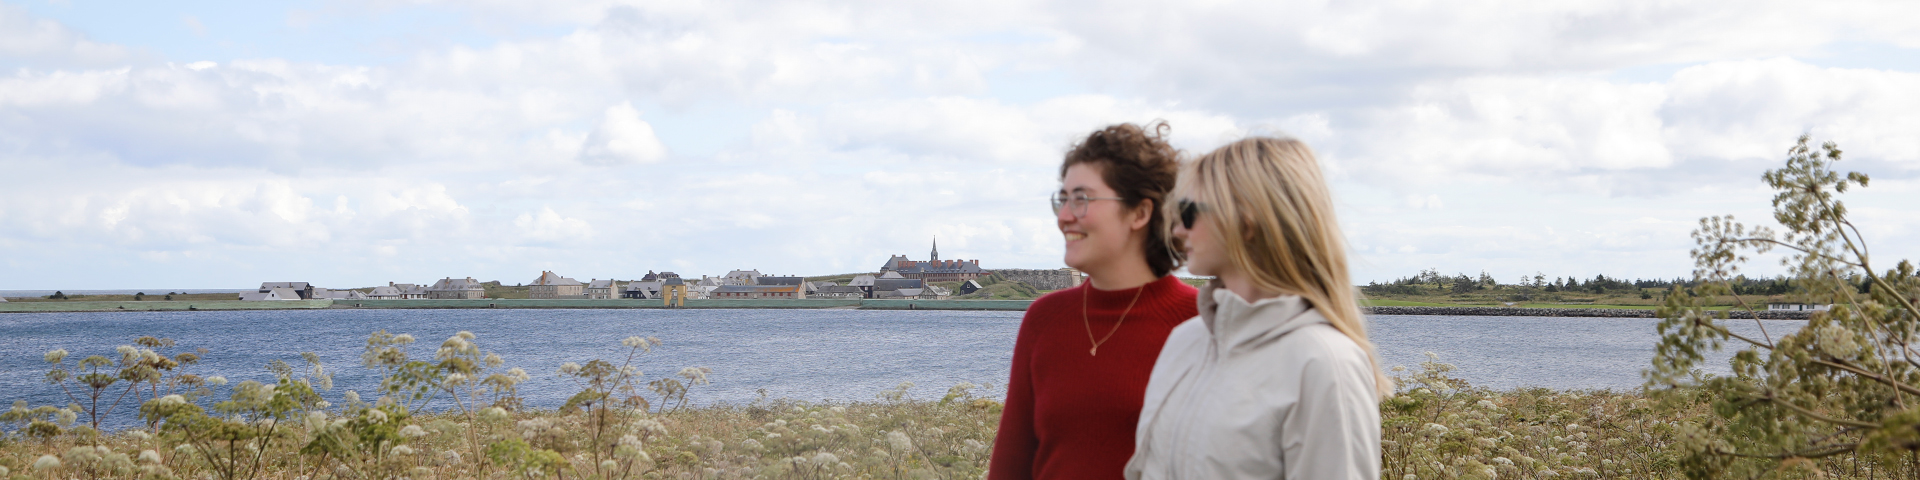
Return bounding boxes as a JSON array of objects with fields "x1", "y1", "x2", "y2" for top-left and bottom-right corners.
[{"x1": 1125, "y1": 137, "x2": 1389, "y2": 480}]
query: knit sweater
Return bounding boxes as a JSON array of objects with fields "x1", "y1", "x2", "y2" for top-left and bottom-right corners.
[{"x1": 989, "y1": 275, "x2": 1200, "y2": 480}]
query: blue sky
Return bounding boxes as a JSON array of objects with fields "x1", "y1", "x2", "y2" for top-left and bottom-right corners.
[{"x1": 3, "y1": 0, "x2": 1919, "y2": 290}]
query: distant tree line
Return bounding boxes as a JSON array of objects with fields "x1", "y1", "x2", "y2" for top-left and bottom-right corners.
[{"x1": 1359, "y1": 268, "x2": 1847, "y2": 297}]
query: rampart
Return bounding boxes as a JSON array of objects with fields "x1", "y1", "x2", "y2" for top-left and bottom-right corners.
[{"x1": 994, "y1": 268, "x2": 1083, "y2": 291}]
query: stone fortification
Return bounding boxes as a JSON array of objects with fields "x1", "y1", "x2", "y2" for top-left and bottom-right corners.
[
  {"x1": 1364, "y1": 306, "x2": 1812, "y2": 319},
  {"x1": 994, "y1": 268, "x2": 1084, "y2": 291}
]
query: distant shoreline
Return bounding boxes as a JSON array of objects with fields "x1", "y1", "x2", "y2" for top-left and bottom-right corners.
[{"x1": 2, "y1": 299, "x2": 1815, "y2": 318}]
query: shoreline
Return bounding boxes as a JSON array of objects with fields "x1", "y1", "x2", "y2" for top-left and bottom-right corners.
[{"x1": 2, "y1": 299, "x2": 1814, "y2": 318}]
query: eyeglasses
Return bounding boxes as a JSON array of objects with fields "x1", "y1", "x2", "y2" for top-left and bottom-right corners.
[
  {"x1": 1051, "y1": 191, "x2": 1124, "y2": 218},
  {"x1": 1176, "y1": 199, "x2": 1206, "y2": 230}
]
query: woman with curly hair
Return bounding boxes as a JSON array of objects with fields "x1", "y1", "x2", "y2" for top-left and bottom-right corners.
[
  {"x1": 989, "y1": 122, "x2": 1199, "y2": 480},
  {"x1": 1126, "y1": 137, "x2": 1390, "y2": 480}
]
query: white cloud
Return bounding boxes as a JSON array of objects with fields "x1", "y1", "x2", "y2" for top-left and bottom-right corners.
[
  {"x1": 577, "y1": 102, "x2": 667, "y2": 165},
  {"x1": 0, "y1": 2, "x2": 135, "y2": 68},
  {"x1": 2, "y1": 1, "x2": 1919, "y2": 288}
]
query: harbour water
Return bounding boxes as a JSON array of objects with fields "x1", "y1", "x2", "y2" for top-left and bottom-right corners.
[{"x1": 0, "y1": 309, "x2": 1796, "y2": 425}]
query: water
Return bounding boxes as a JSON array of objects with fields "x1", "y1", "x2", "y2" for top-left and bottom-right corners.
[{"x1": 0, "y1": 309, "x2": 1798, "y2": 428}]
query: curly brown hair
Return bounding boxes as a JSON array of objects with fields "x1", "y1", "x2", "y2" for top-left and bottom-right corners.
[{"x1": 1060, "y1": 121, "x2": 1184, "y2": 277}]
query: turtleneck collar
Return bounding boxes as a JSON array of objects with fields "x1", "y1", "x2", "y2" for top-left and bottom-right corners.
[{"x1": 1196, "y1": 279, "x2": 1326, "y2": 357}]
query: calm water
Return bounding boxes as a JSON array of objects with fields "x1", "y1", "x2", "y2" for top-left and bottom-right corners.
[{"x1": 0, "y1": 309, "x2": 1798, "y2": 425}]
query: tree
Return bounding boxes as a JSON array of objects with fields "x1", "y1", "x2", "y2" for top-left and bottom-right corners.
[{"x1": 1649, "y1": 135, "x2": 1920, "y2": 478}]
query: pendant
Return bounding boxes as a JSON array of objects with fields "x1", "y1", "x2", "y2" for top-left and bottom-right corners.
[{"x1": 1090, "y1": 346, "x2": 1098, "y2": 356}]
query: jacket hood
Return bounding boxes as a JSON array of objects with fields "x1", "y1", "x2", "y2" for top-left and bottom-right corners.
[{"x1": 1197, "y1": 279, "x2": 1328, "y2": 357}]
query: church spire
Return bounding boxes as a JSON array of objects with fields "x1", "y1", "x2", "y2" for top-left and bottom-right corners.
[{"x1": 931, "y1": 236, "x2": 939, "y2": 263}]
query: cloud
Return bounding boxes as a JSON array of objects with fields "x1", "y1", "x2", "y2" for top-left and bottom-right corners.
[
  {"x1": 0, "y1": 2, "x2": 136, "y2": 68},
  {"x1": 181, "y1": 15, "x2": 206, "y2": 36},
  {"x1": 577, "y1": 102, "x2": 667, "y2": 165},
  {"x1": 3, "y1": 1, "x2": 1919, "y2": 288}
]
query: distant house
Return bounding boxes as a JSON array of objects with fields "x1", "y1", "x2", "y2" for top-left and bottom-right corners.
[
  {"x1": 757, "y1": 276, "x2": 818, "y2": 294},
  {"x1": 311, "y1": 287, "x2": 369, "y2": 301},
  {"x1": 239, "y1": 287, "x2": 303, "y2": 301},
  {"x1": 711, "y1": 284, "x2": 806, "y2": 299},
  {"x1": 241, "y1": 282, "x2": 313, "y2": 301},
  {"x1": 259, "y1": 282, "x2": 315, "y2": 299},
  {"x1": 587, "y1": 279, "x2": 621, "y2": 299},
  {"x1": 427, "y1": 277, "x2": 487, "y2": 300},
  {"x1": 0, "y1": 295, "x2": 8, "y2": 302},
  {"x1": 622, "y1": 281, "x2": 657, "y2": 299},
  {"x1": 1767, "y1": 303, "x2": 1831, "y2": 312},
  {"x1": 529, "y1": 271, "x2": 584, "y2": 299},
  {"x1": 813, "y1": 284, "x2": 865, "y2": 299},
  {"x1": 959, "y1": 280, "x2": 983, "y2": 295},
  {"x1": 723, "y1": 269, "x2": 763, "y2": 286},
  {"x1": 369, "y1": 282, "x2": 428, "y2": 300}
]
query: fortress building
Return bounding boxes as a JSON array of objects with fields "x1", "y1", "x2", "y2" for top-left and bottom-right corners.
[{"x1": 879, "y1": 237, "x2": 989, "y2": 282}]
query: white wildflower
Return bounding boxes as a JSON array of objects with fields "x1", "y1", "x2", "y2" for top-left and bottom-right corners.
[
  {"x1": 45, "y1": 349, "x2": 68, "y2": 364},
  {"x1": 33, "y1": 454, "x2": 61, "y2": 470},
  {"x1": 811, "y1": 452, "x2": 839, "y2": 466},
  {"x1": 560, "y1": 362, "x2": 582, "y2": 375},
  {"x1": 1492, "y1": 457, "x2": 1514, "y2": 466},
  {"x1": 456, "y1": 331, "x2": 475, "y2": 340},
  {"x1": 366, "y1": 408, "x2": 389, "y2": 423},
  {"x1": 343, "y1": 391, "x2": 361, "y2": 404},
  {"x1": 117, "y1": 345, "x2": 137, "y2": 356},
  {"x1": 158, "y1": 394, "x2": 187, "y2": 405},
  {"x1": 1537, "y1": 468, "x2": 1558, "y2": 477},
  {"x1": 507, "y1": 367, "x2": 530, "y2": 382},
  {"x1": 390, "y1": 445, "x2": 415, "y2": 455},
  {"x1": 887, "y1": 431, "x2": 914, "y2": 451},
  {"x1": 393, "y1": 334, "x2": 415, "y2": 344},
  {"x1": 484, "y1": 353, "x2": 504, "y2": 368},
  {"x1": 443, "y1": 373, "x2": 469, "y2": 387},
  {"x1": 482, "y1": 407, "x2": 510, "y2": 422},
  {"x1": 400, "y1": 425, "x2": 428, "y2": 438},
  {"x1": 55, "y1": 409, "x2": 77, "y2": 426},
  {"x1": 138, "y1": 450, "x2": 163, "y2": 464},
  {"x1": 1816, "y1": 324, "x2": 1862, "y2": 359},
  {"x1": 207, "y1": 376, "x2": 228, "y2": 386},
  {"x1": 1423, "y1": 423, "x2": 1449, "y2": 435},
  {"x1": 601, "y1": 459, "x2": 618, "y2": 471}
]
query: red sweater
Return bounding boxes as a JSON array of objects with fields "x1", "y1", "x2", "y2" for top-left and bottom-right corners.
[{"x1": 989, "y1": 275, "x2": 1199, "y2": 480}]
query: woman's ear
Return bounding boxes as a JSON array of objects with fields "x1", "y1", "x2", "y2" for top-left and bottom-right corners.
[{"x1": 1128, "y1": 199, "x2": 1156, "y2": 232}]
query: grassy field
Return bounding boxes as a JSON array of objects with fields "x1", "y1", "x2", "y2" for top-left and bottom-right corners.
[{"x1": 5, "y1": 348, "x2": 1904, "y2": 479}]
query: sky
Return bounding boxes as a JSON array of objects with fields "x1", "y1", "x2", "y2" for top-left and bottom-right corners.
[{"x1": 2, "y1": 0, "x2": 1919, "y2": 290}]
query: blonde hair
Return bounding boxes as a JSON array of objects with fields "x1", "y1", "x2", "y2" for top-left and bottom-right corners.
[{"x1": 1170, "y1": 137, "x2": 1392, "y2": 396}]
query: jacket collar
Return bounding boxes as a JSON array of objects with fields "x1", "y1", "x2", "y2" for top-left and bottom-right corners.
[{"x1": 1197, "y1": 279, "x2": 1326, "y2": 356}]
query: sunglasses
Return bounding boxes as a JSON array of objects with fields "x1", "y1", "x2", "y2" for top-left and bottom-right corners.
[{"x1": 1176, "y1": 199, "x2": 1205, "y2": 230}]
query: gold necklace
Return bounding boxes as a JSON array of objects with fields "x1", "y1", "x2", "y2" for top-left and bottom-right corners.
[{"x1": 1083, "y1": 282, "x2": 1147, "y2": 356}]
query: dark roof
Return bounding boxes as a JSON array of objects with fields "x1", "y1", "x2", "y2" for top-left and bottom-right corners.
[
  {"x1": 713, "y1": 285, "x2": 801, "y2": 293},
  {"x1": 873, "y1": 278, "x2": 924, "y2": 291},
  {"x1": 756, "y1": 276, "x2": 806, "y2": 286}
]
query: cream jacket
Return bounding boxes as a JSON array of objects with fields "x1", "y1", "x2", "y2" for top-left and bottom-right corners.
[{"x1": 1124, "y1": 282, "x2": 1380, "y2": 480}]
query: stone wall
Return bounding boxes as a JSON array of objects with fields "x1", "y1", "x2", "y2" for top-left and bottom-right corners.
[
  {"x1": 994, "y1": 268, "x2": 1084, "y2": 291},
  {"x1": 1364, "y1": 306, "x2": 1811, "y2": 319}
]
